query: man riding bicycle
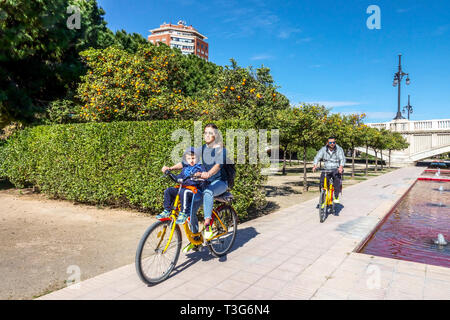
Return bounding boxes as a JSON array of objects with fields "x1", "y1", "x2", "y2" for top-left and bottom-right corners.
[{"x1": 312, "y1": 136, "x2": 345, "y2": 206}]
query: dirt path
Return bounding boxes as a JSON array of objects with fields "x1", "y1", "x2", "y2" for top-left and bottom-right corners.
[
  {"x1": 0, "y1": 161, "x2": 396, "y2": 299},
  {"x1": 0, "y1": 190, "x2": 156, "y2": 299}
]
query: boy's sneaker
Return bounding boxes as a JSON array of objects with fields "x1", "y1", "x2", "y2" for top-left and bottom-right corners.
[
  {"x1": 176, "y1": 212, "x2": 189, "y2": 225},
  {"x1": 182, "y1": 242, "x2": 199, "y2": 253},
  {"x1": 203, "y1": 224, "x2": 214, "y2": 241},
  {"x1": 333, "y1": 197, "x2": 340, "y2": 204},
  {"x1": 156, "y1": 209, "x2": 171, "y2": 219}
]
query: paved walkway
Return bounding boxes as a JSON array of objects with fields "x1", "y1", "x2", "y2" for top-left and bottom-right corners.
[{"x1": 39, "y1": 166, "x2": 450, "y2": 300}]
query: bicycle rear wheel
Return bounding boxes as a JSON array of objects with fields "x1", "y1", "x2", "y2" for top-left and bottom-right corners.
[
  {"x1": 207, "y1": 204, "x2": 238, "y2": 257},
  {"x1": 135, "y1": 220, "x2": 181, "y2": 285},
  {"x1": 319, "y1": 190, "x2": 326, "y2": 223}
]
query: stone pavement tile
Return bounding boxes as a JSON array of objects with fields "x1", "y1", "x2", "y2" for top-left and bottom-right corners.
[
  {"x1": 395, "y1": 260, "x2": 427, "y2": 277},
  {"x1": 392, "y1": 272, "x2": 426, "y2": 288},
  {"x1": 296, "y1": 248, "x2": 324, "y2": 261},
  {"x1": 286, "y1": 255, "x2": 313, "y2": 267},
  {"x1": 273, "y1": 245, "x2": 301, "y2": 256},
  {"x1": 347, "y1": 279, "x2": 387, "y2": 300},
  {"x1": 229, "y1": 270, "x2": 263, "y2": 285},
  {"x1": 426, "y1": 264, "x2": 450, "y2": 275},
  {"x1": 125, "y1": 276, "x2": 187, "y2": 300},
  {"x1": 273, "y1": 281, "x2": 317, "y2": 300},
  {"x1": 113, "y1": 293, "x2": 143, "y2": 300},
  {"x1": 385, "y1": 287, "x2": 423, "y2": 300},
  {"x1": 312, "y1": 287, "x2": 349, "y2": 300},
  {"x1": 423, "y1": 279, "x2": 450, "y2": 300},
  {"x1": 388, "y1": 281, "x2": 424, "y2": 298},
  {"x1": 243, "y1": 263, "x2": 276, "y2": 276},
  {"x1": 168, "y1": 280, "x2": 209, "y2": 298},
  {"x1": 37, "y1": 287, "x2": 83, "y2": 300},
  {"x1": 291, "y1": 274, "x2": 325, "y2": 290},
  {"x1": 321, "y1": 272, "x2": 360, "y2": 291},
  {"x1": 243, "y1": 247, "x2": 272, "y2": 257},
  {"x1": 231, "y1": 253, "x2": 263, "y2": 265},
  {"x1": 338, "y1": 259, "x2": 369, "y2": 274},
  {"x1": 40, "y1": 276, "x2": 117, "y2": 300},
  {"x1": 211, "y1": 265, "x2": 241, "y2": 279},
  {"x1": 253, "y1": 276, "x2": 289, "y2": 292},
  {"x1": 266, "y1": 268, "x2": 299, "y2": 282},
  {"x1": 256, "y1": 252, "x2": 291, "y2": 268},
  {"x1": 215, "y1": 278, "x2": 252, "y2": 296},
  {"x1": 313, "y1": 255, "x2": 346, "y2": 270},
  {"x1": 196, "y1": 288, "x2": 235, "y2": 300},
  {"x1": 156, "y1": 291, "x2": 191, "y2": 300},
  {"x1": 311, "y1": 292, "x2": 344, "y2": 300},
  {"x1": 235, "y1": 285, "x2": 277, "y2": 300},
  {"x1": 425, "y1": 269, "x2": 450, "y2": 283},
  {"x1": 75, "y1": 285, "x2": 124, "y2": 300},
  {"x1": 300, "y1": 263, "x2": 336, "y2": 280},
  {"x1": 101, "y1": 274, "x2": 146, "y2": 295}
]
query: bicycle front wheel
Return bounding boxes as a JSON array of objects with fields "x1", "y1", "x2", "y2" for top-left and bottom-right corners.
[
  {"x1": 319, "y1": 190, "x2": 326, "y2": 223},
  {"x1": 135, "y1": 220, "x2": 181, "y2": 285},
  {"x1": 207, "y1": 205, "x2": 238, "y2": 257}
]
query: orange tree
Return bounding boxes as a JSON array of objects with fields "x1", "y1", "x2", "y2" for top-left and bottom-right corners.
[
  {"x1": 340, "y1": 113, "x2": 366, "y2": 178},
  {"x1": 76, "y1": 44, "x2": 209, "y2": 122},
  {"x1": 290, "y1": 104, "x2": 329, "y2": 191},
  {"x1": 209, "y1": 59, "x2": 290, "y2": 128}
]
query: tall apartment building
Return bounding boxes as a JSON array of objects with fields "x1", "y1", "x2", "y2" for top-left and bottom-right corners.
[{"x1": 148, "y1": 21, "x2": 209, "y2": 60}]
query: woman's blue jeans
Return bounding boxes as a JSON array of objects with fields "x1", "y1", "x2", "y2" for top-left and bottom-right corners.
[{"x1": 189, "y1": 179, "x2": 228, "y2": 234}]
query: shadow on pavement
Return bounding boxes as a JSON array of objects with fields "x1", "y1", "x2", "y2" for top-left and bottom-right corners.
[
  {"x1": 169, "y1": 226, "x2": 259, "y2": 277},
  {"x1": 315, "y1": 203, "x2": 345, "y2": 222}
]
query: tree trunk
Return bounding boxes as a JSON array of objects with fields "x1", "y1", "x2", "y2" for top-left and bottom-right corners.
[
  {"x1": 289, "y1": 151, "x2": 292, "y2": 166},
  {"x1": 282, "y1": 147, "x2": 287, "y2": 175},
  {"x1": 365, "y1": 145, "x2": 369, "y2": 177},
  {"x1": 374, "y1": 149, "x2": 378, "y2": 172},
  {"x1": 351, "y1": 147, "x2": 355, "y2": 179},
  {"x1": 388, "y1": 149, "x2": 391, "y2": 168},
  {"x1": 303, "y1": 145, "x2": 308, "y2": 192},
  {"x1": 380, "y1": 150, "x2": 384, "y2": 170}
]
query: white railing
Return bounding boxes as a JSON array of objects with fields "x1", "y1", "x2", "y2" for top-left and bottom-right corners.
[{"x1": 367, "y1": 119, "x2": 450, "y2": 132}]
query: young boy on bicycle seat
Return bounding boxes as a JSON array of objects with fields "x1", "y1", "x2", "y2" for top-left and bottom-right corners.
[{"x1": 157, "y1": 147, "x2": 206, "y2": 225}]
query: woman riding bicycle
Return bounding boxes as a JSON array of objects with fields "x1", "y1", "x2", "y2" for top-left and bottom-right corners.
[{"x1": 161, "y1": 123, "x2": 229, "y2": 250}]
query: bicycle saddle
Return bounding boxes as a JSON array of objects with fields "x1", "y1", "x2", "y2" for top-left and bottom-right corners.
[{"x1": 214, "y1": 191, "x2": 234, "y2": 203}]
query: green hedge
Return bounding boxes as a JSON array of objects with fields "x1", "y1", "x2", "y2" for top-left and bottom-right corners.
[{"x1": 0, "y1": 120, "x2": 267, "y2": 218}]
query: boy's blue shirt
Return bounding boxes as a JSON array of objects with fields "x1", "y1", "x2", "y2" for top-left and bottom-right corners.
[{"x1": 177, "y1": 163, "x2": 206, "y2": 188}]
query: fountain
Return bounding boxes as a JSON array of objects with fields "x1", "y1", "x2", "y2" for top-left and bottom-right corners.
[
  {"x1": 439, "y1": 185, "x2": 444, "y2": 193},
  {"x1": 434, "y1": 233, "x2": 448, "y2": 246}
]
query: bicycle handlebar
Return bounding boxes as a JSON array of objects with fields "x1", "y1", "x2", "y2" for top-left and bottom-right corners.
[{"x1": 164, "y1": 170, "x2": 207, "y2": 184}]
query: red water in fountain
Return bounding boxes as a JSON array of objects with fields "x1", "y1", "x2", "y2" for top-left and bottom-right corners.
[{"x1": 360, "y1": 180, "x2": 450, "y2": 268}]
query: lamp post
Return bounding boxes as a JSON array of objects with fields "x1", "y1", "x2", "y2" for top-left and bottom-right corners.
[
  {"x1": 402, "y1": 94, "x2": 413, "y2": 120},
  {"x1": 392, "y1": 54, "x2": 411, "y2": 120}
]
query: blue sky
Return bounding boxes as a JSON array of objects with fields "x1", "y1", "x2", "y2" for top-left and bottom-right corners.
[{"x1": 97, "y1": 0, "x2": 450, "y2": 123}]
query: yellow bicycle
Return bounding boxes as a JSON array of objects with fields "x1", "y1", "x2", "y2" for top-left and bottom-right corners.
[
  {"x1": 318, "y1": 169, "x2": 337, "y2": 223},
  {"x1": 135, "y1": 171, "x2": 238, "y2": 285}
]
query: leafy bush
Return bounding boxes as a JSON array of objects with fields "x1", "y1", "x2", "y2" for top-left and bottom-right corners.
[
  {"x1": 0, "y1": 120, "x2": 267, "y2": 218},
  {"x1": 46, "y1": 99, "x2": 81, "y2": 124}
]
